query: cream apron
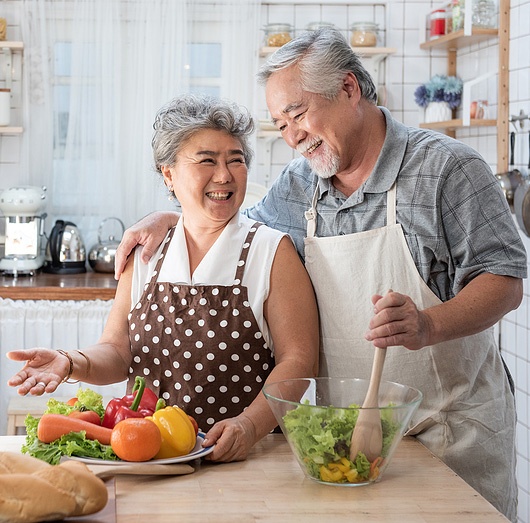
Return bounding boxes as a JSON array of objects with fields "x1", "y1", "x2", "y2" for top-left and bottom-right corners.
[{"x1": 304, "y1": 183, "x2": 517, "y2": 521}]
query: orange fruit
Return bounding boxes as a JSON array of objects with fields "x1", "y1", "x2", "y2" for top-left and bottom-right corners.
[{"x1": 110, "y1": 418, "x2": 162, "y2": 462}]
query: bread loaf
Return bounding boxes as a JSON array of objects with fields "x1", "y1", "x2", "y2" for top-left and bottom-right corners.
[{"x1": 0, "y1": 451, "x2": 108, "y2": 523}]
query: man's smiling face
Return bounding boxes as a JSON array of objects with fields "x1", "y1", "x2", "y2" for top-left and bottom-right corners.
[{"x1": 265, "y1": 65, "x2": 355, "y2": 179}]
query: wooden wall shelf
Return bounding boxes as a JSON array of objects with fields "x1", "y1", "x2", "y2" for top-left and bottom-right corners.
[
  {"x1": 420, "y1": 118, "x2": 497, "y2": 132},
  {"x1": 420, "y1": 28, "x2": 498, "y2": 51},
  {"x1": 418, "y1": 0, "x2": 510, "y2": 170}
]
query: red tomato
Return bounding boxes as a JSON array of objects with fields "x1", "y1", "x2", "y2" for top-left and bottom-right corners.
[
  {"x1": 188, "y1": 415, "x2": 199, "y2": 436},
  {"x1": 66, "y1": 397, "x2": 78, "y2": 406}
]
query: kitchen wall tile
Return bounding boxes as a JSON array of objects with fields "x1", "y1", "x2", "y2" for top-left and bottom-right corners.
[
  {"x1": 403, "y1": 55, "x2": 431, "y2": 84},
  {"x1": 403, "y1": 83, "x2": 419, "y2": 112},
  {"x1": 519, "y1": 450, "x2": 530, "y2": 493},
  {"x1": 403, "y1": 1, "x2": 429, "y2": 31},
  {"x1": 388, "y1": 1, "x2": 404, "y2": 30}
]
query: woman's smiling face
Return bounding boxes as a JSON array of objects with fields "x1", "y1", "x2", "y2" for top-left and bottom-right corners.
[{"x1": 162, "y1": 128, "x2": 248, "y2": 227}]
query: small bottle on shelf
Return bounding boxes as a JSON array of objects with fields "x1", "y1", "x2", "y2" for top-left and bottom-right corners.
[{"x1": 452, "y1": 0, "x2": 465, "y2": 32}]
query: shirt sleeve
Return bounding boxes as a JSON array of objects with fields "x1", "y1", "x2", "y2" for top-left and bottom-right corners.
[{"x1": 439, "y1": 152, "x2": 527, "y2": 293}]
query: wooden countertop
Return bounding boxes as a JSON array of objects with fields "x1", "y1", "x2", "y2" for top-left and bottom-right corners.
[
  {"x1": 0, "y1": 271, "x2": 117, "y2": 300},
  {"x1": 0, "y1": 434, "x2": 508, "y2": 522}
]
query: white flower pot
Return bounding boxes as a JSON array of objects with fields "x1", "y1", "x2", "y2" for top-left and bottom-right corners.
[{"x1": 424, "y1": 102, "x2": 452, "y2": 123}]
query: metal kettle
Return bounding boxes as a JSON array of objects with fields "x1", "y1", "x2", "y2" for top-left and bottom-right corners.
[
  {"x1": 43, "y1": 219, "x2": 87, "y2": 274},
  {"x1": 88, "y1": 217, "x2": 125, "y2": 273}
]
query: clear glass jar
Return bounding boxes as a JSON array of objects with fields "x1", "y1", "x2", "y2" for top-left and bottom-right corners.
[
  {"x1": 264, "y1": 23, "x2": 293, "y2": 47},
  {"x1": 350, "y1": 22, "x2": 379, "y2": 47},
  {"x1": 452, "y1": 0, "x2": 465, "y2": 32},
  {"x1": 472, "y1": 0, "x2": 496, "y2": 28},
  {"x1": 306, "y1": 21, "x2": 336, "y2": 31}
]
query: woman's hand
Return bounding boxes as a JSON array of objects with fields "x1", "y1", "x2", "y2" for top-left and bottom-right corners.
[
  {"x1": 202, "y1": 414, "x2": 257, "y2": 462},
  {"x1": 6, "y1": 349, "x2": 69, "y2": 396},
  {"x1": 114, "y1": 211, "x2": 180, "y2": 280}
]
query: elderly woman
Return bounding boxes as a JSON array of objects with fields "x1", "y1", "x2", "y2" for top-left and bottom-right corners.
[{"x1": 7, "y1": 94, "x2": 319, "y2": 462}]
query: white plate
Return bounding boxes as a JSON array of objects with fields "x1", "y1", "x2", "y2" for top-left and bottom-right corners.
[{"x1": 69, "y1": 432, "x2": 214, "y2": 465}]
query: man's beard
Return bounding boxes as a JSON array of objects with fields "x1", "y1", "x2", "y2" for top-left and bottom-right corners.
[{"x1": 302, "y1": 142, "x2": 340, "y2": 179}]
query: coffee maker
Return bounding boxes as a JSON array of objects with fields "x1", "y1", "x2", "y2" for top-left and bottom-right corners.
[{"x1": 0, "y1": 186, "x2": 47, "y2": 276}]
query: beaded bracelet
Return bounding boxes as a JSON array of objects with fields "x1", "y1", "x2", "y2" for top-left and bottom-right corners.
[{"x1": 56, "y1": 349, "x2": 79, "y2": 384}]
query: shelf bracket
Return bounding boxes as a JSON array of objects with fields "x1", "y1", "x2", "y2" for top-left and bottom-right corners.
[
  {"x1": 461, "y1": 71, "x2": 496, "y2": 127},
  {"x1": 257, "y1": 134, "x2": 281, "y2": 186},
  {"x1": 1, "y1": 47, "x2": 13, "y2": 90}
]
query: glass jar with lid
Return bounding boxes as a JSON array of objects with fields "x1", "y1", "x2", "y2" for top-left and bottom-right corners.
[
  {"x1": 350, "y1": 22, "x2": 379, "y2": 47},
  {"x1": 264, "y1": 23, "x2": 293, "y2": 47},
  {"x1": 472, "y1": 0, "x2": 496, "y2": 28},
  {"x1": 306, "y1": 21, "x2": 336, "y2": 32}
]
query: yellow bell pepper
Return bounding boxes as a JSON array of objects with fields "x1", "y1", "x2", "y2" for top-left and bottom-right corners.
[
  {"x1": 146, "y1": 406, "x2": 196, "y2": 459},
  {"x1": 319, "y1": 465, "x2": 344, "y2": 483}
]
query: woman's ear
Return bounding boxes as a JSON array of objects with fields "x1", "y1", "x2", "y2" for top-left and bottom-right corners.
[{"x1": 161, "y1": 165, "x2": 173, "y2": 187}]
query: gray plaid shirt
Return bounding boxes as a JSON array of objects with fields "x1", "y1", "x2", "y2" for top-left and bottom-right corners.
[{"x1": 246, "y1": 107, "x2": 527, "y2": 302}]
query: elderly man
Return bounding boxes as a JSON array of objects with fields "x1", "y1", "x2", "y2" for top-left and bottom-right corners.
[{"x1": 114, "y1": 29, "x2": 526, "y2": 521}]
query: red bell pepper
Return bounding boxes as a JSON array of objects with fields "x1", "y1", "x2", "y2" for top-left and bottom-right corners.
[{"x1": 102, "y1": 376, "x2": 160, "y2": 429}]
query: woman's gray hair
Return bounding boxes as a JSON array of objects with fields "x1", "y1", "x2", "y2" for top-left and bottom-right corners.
[
  {"x1": 152, "y1": 94, "x2": 255, "y2": 173},
  {"x1": 257, "y1": 27, "x2": 377, "y2": 104}
]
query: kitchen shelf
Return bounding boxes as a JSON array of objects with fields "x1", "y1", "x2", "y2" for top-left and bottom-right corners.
[
  {"x1": 260, "y1": 45, "x2": 396, "y2": 57},
  {"x1": 418, "y1": 0, "x2": 509, "y2": 170},
  {"x1": 0, "y1": 41, "x2": 24, "y2": 51},
  {"x1": 419, "y1": 28, "x2": 498, "y2": 51},
  {"x1": 420, "y1": 118, "x2": 496, "y2": 132},
  {"x1": 0, "y1": 126, "x2": 23, "y2": 134},
  {"x1": 0, "y1": 41, "x2": 24, "y2": 132}
]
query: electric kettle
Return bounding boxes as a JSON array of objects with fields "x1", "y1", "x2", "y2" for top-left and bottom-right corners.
[{"x1": 43, "y1": 220, "x2": 87, "y2": 274}]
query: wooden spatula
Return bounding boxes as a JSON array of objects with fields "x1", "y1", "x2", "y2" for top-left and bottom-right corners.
[{"x1": 349, "y1": 346, "x2": 387, "y2": 462}]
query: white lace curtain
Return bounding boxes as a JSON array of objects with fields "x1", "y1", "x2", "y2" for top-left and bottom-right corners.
[
  {"x1": 20, "y1": 0, "x2": 261, "y2": 244},
  {"x1": 0, "y1": 298, "x2": 127, "y2": 435}
]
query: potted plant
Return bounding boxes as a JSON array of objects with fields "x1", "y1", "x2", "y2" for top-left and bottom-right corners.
[{"x1": 414, "y1": 75, "x2": 463, "y2": 123}]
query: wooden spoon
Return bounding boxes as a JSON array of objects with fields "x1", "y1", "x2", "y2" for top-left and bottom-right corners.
[{"x1": 349, "y1": 346, "x2": 387, "y2": 462}]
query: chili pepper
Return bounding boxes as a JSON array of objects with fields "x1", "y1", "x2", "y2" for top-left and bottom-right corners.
[
  {"x1": 146, "y1": 406, "x2": 196, "y2": 459},
  {"x1": 102, "y1": 376, "x2": 158, "y2": 429}
]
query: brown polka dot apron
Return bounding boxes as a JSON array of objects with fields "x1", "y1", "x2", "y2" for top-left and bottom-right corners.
[{"x1": 128, "y1": 222, "x2": 274, "y2": 431}]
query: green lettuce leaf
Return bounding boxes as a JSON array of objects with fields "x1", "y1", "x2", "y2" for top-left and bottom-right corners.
[
  {"x1": 22, "y1": 390, "x2": 117, "y2": 465},
  {"x1": 282, "y1": 400, "x2": 400, "y2": 481}
]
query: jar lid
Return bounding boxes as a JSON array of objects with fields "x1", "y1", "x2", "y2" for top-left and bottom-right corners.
[
  {"x1": 350, "y1": 21, "x2": 379, "y2": 31},
  {"x1": 264, "y1": 23, "x2": 293, "y2": 32},
  {"x1": 306, "y1": 21, "x2": 335, "y2": 31}
]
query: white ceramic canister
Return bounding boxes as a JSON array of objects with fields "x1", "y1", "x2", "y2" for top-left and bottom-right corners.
[{"x1": 0, "y1": 88, "x2": 11, "y2": 126}]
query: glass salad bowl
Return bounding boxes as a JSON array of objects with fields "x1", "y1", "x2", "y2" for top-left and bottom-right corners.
[{"x1": 263, "y1": 377, "x2": 422, "y2": 486}]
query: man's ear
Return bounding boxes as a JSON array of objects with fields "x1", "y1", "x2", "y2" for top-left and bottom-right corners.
[{"x1": 343, "y1": 72, "x2": 361, "y2": 99}]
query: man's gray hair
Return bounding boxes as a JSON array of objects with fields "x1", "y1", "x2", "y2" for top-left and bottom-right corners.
[
  {"x1": 257, "y1": 27, "x2": 377, "y2": 104},
  {"x1": 152, "y1": 94, "x2": 255, "y2": 173}
]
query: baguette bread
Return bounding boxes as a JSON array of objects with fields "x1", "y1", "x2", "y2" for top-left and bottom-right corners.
[{"x1": 0, "y1": 451, "x2": 108, "y2": 523}]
